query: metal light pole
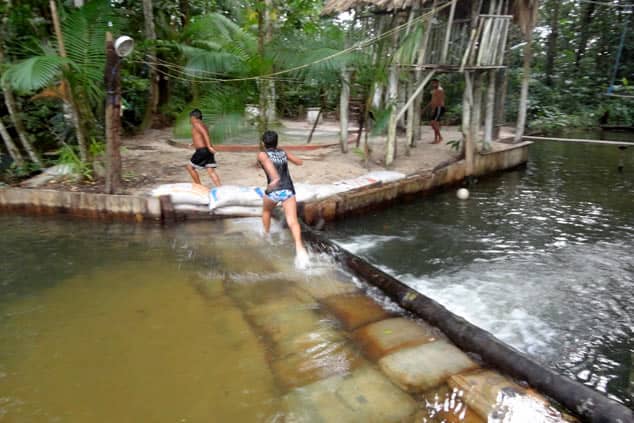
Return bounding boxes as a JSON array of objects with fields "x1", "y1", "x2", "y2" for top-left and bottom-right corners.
[{"x1": 105, "y1": 33, "x2": 133, "y2": 194}]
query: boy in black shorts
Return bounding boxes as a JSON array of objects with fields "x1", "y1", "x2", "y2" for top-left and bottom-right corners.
[{"x1": 186, "y1": 109, "x2": 221, "y2": 186}]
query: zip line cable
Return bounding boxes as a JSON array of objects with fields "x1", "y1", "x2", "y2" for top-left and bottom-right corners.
[{"x1": 130, "y1": 1, "x2": 452, "y2": 84}]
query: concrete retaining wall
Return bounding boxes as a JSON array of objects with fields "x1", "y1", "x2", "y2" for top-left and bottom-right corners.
[
  {"x1": 0, "y1": 188, "x2": 162, "y2": 222},
  {"x1": 301, "y1": 143, "x2": 530, "y2": 226}
]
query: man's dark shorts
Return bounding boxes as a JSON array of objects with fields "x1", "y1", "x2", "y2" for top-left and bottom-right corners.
[
  {"x1": 189, "y1": 148, "x2": 217, "y2": 169},
  {"x1": 432, "y1": 106, "x2": 445, "y2": 121}
]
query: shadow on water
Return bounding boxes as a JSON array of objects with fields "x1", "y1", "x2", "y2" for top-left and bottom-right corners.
[{"x1": 329, "y1": 141, "x2": 634, "y2": 406}]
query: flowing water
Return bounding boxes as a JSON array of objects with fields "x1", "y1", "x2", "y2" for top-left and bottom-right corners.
[
  {"x1": 329, "y1": 139, "x2": 634, "y2": 407},
  {"x1": 0, "y1": 214, "x2": 584, "y2": 422}
]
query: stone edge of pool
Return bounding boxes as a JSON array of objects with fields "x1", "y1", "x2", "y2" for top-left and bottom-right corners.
[
  {"x1": 302, "y1": 230, "x2": 633, "y2": 423},
  {"x1": 0, "y1": 141, "x2": 531, "y2": 224}
]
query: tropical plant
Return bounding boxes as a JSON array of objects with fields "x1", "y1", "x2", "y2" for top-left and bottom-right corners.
[{"x1": 2, "y1": 0, "x2": 119, "y2": 165}]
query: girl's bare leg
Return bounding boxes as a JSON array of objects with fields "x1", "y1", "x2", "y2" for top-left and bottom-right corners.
[
  {"x1": 261, "y1": 196, "x2": 276, "y2": 234},
  {"x1": 281, "y1": 197, "x2": 305, "y2": 253}
]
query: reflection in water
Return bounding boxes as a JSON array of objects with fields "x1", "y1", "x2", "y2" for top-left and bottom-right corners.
[{"x1": 330, "y1": 142, "x2": 634, "y2": 406}]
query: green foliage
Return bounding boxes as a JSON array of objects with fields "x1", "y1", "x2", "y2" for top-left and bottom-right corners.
[
  {"x1": 56, "y1": 143, "x2": 92, "y2": 180},
  {"x1": 446, "y1": 139, "x2": 461, "y2": 152},
  {"x1": 2, "y1": 56, "x2": 72, "y2": 94}
]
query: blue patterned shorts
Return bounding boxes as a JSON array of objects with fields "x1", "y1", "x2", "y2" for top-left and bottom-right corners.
[{"x1": 266, "y1": 189, "x2": 294, "y2": 203}]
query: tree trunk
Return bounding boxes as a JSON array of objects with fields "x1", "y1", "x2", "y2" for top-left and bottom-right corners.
[
  {"x1": 385, "y1": 13, "x2": 402, "y2": 167},
  {"x1": 575, "y1": 2, "x2": 596, "y2": 71},
  {"x1": 493, "y1": 68, "x2": 507, "y2": 139},
  {"x1": 2, "y1": 83, "x2": 42, "y2": 166},
  {"x1": 0, "y1": 43, "x2": 41, "y2": 166},
  {"x1": 413, "y1": 0, "x2": 438, "y2": 143},
  {"x1": 263, "y1": 0, "x2": 276, "y2": 124},
  {"x1": 515, "y1": 37, "x2": 532, "y2": 142},
  {"x1": 339, "y1": 69, "x2": 350, "y2": 153},
  {"x1": 472, "y1": 71, "x2": 484, "y2": 149},
  {"x1": 0, "y1": 118, "x2": 25, "y2": 167},
  {"x1": 462, "y1": 72, "x2": 474, "y2": 177},
  {"x1": 544, "y1": 0, "x2": 559, "y2": 86},
  {"x1": 50, "y1": 0, "x2": 89, "y2": 163},
  {"x1": 141, "y1": 0, "x2": 159, "y2": 130},
  {"x1": 179, "y1": 0, "x2": 189, "y2": 27},
  {"x1": 483, "y1": 69, "x2": 495, "y2": 149}
]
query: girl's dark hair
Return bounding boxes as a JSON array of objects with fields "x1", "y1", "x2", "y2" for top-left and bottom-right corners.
[
  {"x1": 190, "y1": 109, "x2": 203, "y2": 119},
  {"x1": 262, "y1": 130, "x2": 278, "y2": 149}
]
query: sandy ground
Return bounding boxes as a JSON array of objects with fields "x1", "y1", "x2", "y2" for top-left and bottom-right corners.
[{"x1": 23, "y1": 119, "x2": 516, "y2": 195}]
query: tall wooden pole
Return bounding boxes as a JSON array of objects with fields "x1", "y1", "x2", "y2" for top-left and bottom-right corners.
[{"x1": 105, "y1": 32, "x2": 122, "y2": 194}]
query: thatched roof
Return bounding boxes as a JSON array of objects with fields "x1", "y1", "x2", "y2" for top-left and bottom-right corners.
[{"x1": 322, "y1": 0, "x2": 421, "y2": 15}]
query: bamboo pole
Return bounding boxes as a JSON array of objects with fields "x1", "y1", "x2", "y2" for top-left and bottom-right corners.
[
  {"x1": 471, "y1": 71, "x2": 484, "y2": 149},
  {"x1": 50, "y1": 0, "x2": 89, "y2": 163},
  {"x1": 441, "y1": 0, "x2": 458, "y2": 63}
]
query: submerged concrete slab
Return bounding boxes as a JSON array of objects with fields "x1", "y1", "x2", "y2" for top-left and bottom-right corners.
[
  {"x1": 322, "y1": 294, "x2": 392, "y2": 330},
  {"x1": 246, "y1": 297, "x2": 322, "y2": 343},
  {"x1": 448, "y1": 370, "x2": 573, "y2": 422},
  {"x1": 353, "y1": 317, "x2": 438, "y2": 361},
  {"x1": 379, "y1": 340, "x2": 479, "y2": 393},
  {"x1": 296, "y1": 275, "x2": 360, "y2": 300},
  {"x1": 272, "y1": 336, "x2": 363, "y2": 390},
  {"x1": 283, "y1": 365, "x2": 417, "y2": 422}
]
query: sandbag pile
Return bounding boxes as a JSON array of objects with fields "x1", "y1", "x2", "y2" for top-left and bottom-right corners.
[{"x1": 150, "y1": 171, "x2": 406, "y2": 215}]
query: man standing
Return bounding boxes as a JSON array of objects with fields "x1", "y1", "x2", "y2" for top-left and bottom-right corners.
[
  {"x1": 185, "y1": 109, "x2": 221, "y2": 186},
  {"x1": 424, "y1": 79, "x2": 445, "y2": 144}
]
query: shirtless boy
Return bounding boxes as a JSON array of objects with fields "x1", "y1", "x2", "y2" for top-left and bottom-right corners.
[
  {"x1": 424, "y1": 79, "x2": 445, "y2": 144},
  {"x1": 186, "y1": 109, "x2": 221, "y2": 186}
]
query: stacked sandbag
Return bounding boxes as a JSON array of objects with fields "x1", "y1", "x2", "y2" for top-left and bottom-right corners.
[
  {"x1": 151, "y1": 183, "x2": 210, "y2": 205},
  {"x1": 209, "y1": 186, "x2": 265, "y2": 210}
]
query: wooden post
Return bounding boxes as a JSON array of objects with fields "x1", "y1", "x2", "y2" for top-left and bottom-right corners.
[
  {"x1": 105, "y1": 32, "x2": 122, "y2": 194},
  {"x1": 483, "y1": 69, "x2": 495, "y2": 149},
  {"x1": 385, "y1": 63, "x2": 399, "y2": 166},
  {"x1": 515, "y1": 36, "x2": 532, "y2": 142},
  {"x1": 339, "y1": 68, "x2": 351, "y2": 153},
  {"x1": 50, "y1": 0, "x2": 89, "y2": 164},
  {"x1": 441, "y1": 0, "x2": 458, "y2": 63},
  {"x1": 306, "y1": 107, "x2": 321, "y2": 144}
]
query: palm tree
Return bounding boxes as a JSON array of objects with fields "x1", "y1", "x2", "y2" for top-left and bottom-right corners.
[{"x1": 2, "y1": 0, "x2": 117, "y2": 164}]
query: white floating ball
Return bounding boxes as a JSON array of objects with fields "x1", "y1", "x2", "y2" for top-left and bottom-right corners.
[{"x1": 457, "y1": 188, "x2": 470, "y2": 200}]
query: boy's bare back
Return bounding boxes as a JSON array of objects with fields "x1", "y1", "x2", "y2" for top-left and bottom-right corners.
[{"x1": 191, "y1": 120, "x2": 208, "y2": 149}]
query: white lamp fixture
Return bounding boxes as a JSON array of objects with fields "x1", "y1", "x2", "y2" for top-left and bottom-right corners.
[{"x1": 114, "y1": 36, "x2": 134, "y2": 58}]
